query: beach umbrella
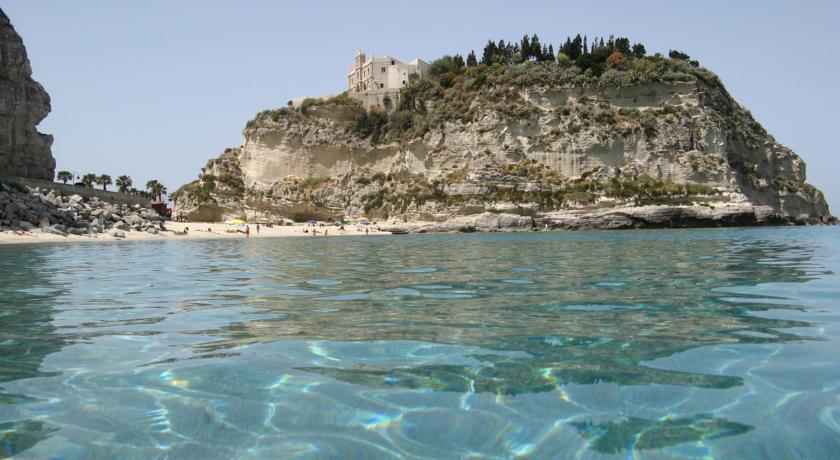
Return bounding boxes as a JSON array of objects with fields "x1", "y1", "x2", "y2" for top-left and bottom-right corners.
[
  {"x1": 227, "y1": 218, "x2": 245, "y2": 225},
  {"x1": 335, "y1": 220, "x2": 342, "y2": 226},
  {"x1": 308, "y1": 219, "x2": 317, "y2": 225},
  {"x1": 360, "y1": 219, "x2": 371, "y2": 225}
]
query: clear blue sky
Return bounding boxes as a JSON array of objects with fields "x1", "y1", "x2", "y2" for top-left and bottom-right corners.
[{"x1": 4, "y1": 0, "x2": 839, "y2": 210}]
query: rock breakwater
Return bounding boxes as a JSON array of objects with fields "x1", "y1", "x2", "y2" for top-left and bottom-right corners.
[{"x1": 1, "y1": 181, "x2": 164, "y2": 239}]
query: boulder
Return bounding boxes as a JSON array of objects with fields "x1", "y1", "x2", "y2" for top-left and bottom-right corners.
[
  {"x1": 112, "y1": 230, "x2": 126, "y2": 238},
  {"x1": 42, "y1": 225, "x2": 67, "y2": 236},
  {"x1": 126, "y1": 214, "x2": 144, "y2": 226},
  {"x1": 15, "y1": 221, "x2": 34, "y2": 231}
]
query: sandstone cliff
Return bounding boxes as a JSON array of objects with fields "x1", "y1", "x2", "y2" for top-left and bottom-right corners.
[
  {"x1": 0, "y1": 9, "x2": 54, "y2": 181},
  {"x1": 174, "y1": 56, "x2": 832, "y2": 229}
]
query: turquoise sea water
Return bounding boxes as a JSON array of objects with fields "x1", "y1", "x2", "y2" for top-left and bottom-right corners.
[{"x1": 1, "y1": 227, "x2": 839, "y2": 459}]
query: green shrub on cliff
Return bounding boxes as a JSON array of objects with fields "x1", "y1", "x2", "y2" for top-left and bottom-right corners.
[{"x1": 605, "y1": 175, "x2": 717, "y2": 199}]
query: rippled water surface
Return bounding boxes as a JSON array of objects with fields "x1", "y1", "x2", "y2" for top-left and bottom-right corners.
[{"x1": 1, "y1": 227, "x2": 839, "y2": 458}]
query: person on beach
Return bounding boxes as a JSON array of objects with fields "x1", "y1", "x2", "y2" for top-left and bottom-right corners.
[
  {"x1": 256, "y1": 223, "x2": 260, "y2": 234},
  {"x1": 325, "y1": 229, "x2": 328, "y2": 236},
  {"x1": 245, "y1": 225, "x2": 250, "y2": 238},
  {"x1": 365, "y1": 228, "x2": 369, "y2": 235}
]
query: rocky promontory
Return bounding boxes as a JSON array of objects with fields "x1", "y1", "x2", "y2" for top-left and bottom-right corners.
[
  {"x1": 175, "y1": 42, "x2": 832, "y2": 231},
  {"x1": 0, "y1": 8, "x2": 55, "y2": 181}
]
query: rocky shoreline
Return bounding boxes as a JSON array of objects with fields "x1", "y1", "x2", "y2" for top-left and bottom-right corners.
[
  {"x1": 2, "y1": 180, "x2": 834, "y2": 244},
  {"x1": 0, "y1": 181, "x2": 165, "y2": 239},
  {"x1": 385, "y1": 204, "x2": 836, "y2": 234}
]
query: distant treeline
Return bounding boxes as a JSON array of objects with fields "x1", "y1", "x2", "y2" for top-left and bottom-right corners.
[{"x1": 450, "y1": 34, "x2": 694, "y2": 74}]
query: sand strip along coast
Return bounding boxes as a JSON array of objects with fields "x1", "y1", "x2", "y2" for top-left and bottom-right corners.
[{"x1": 0, "y1": 221, "x2": 390, "y2": 245}]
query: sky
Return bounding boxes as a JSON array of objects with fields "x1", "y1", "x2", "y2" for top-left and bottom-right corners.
[{"x1": 4, "y1": 0, "x2": 839, "y2": 210}]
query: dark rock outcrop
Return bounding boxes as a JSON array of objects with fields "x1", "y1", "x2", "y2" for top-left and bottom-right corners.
[{"x1": 0, "y1": 8, "x2": 55, "y2": 180}]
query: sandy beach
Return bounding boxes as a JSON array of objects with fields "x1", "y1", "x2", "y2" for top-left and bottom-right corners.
[{"x1": 0, "y1": 221, "x2": 391, "y2": 245}]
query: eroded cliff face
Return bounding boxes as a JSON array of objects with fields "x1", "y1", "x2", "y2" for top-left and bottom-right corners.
[
  {"x1": 174, "y1": 61, "x2": 831, "y2": 228},
  {"x1": 0, "y1": 9, "x2": 54, "y2": 181}
]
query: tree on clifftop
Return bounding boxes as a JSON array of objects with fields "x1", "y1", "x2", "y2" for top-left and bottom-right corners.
[
  {"x1": 669, "y1": 49, "x2": 690, "y2": 60},
  {"x1": 56, "y1": 170, "x2": 72, "y2": 184},
  {"x1": 632, "y1": 43, "x2": 646, "y2": 58},
  {"x1": 95, "y1": 174, "x2": 112, "y2": 191},
  {"x1": 116, "y1": 175, "x2": 132, "y2": 193},
  {"x1": 466, "y1": 50, "x2": 477, "y2": 67}
]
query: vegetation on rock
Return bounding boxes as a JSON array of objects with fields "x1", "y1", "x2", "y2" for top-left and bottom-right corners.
[{"x1": 175, "y1": 33, "x2": 831, "y2": 226}]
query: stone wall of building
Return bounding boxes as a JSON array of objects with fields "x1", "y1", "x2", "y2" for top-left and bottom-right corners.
[{"x1": 348, "y1": 87, "x2": 401, "y2": 111}]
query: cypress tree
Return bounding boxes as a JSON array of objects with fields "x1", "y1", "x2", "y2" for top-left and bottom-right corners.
[
  {"x1": 466, "y1": 50, "x2": 478, "y2": 67},
  {"x1": 569, "y1": 34, "x2": 583, "y2": 59},
  {"x1": 453, "y1": 54, "x2": 465, "y2": 69},
  {"x1": 562, "y1": 37, "x2": 572, "y2": 56},
  {"x1": 481, "y1": 40, "x2": 497, "y2": 65},
  {"x1": 521, "y1": 35, "x2": 531, "y2": 60}
]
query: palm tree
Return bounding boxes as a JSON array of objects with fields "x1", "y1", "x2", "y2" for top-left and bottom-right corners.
[
  {"x1": 145, "y1": 179, "x2": 159, "y2": 196},
  {"x1": 145, "y1": 180, "x2": 166, "y2": 201},
  {"x1": 96, "y1": 174, "x2": 112, "y2": 191},
  {"x1": 81, "y1": 173, "x2": 97, "y2": 188},
  {"x1": 116, "y1": 175, "x2": 132, "y2": 193},
  {"x1": 56, "y1": 170, "x2": 73, "y2": 184}
]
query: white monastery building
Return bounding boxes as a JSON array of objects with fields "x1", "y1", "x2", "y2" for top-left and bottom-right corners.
[
  {"x1": 348, "y1": 50, "x2": 429, "y2": 93},
  {"x1": 346, "y1": 50, "x2": 429, "y2": 109},
  {"x1": 292, "y1": 50, "x2": 429, "y2": 110}
]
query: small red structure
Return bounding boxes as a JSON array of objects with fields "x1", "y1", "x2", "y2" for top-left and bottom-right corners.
[{"x1": 150, "y1": 201, "x2": 171, "y2": 219}]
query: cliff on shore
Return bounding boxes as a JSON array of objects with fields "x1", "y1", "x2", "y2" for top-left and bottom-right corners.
[
  {"x1": 0, "y1": 8, "x2": 54, "y2": 181},
  {"x1": 174, "y1": 50, "x2": 832, "y2": 230}
]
